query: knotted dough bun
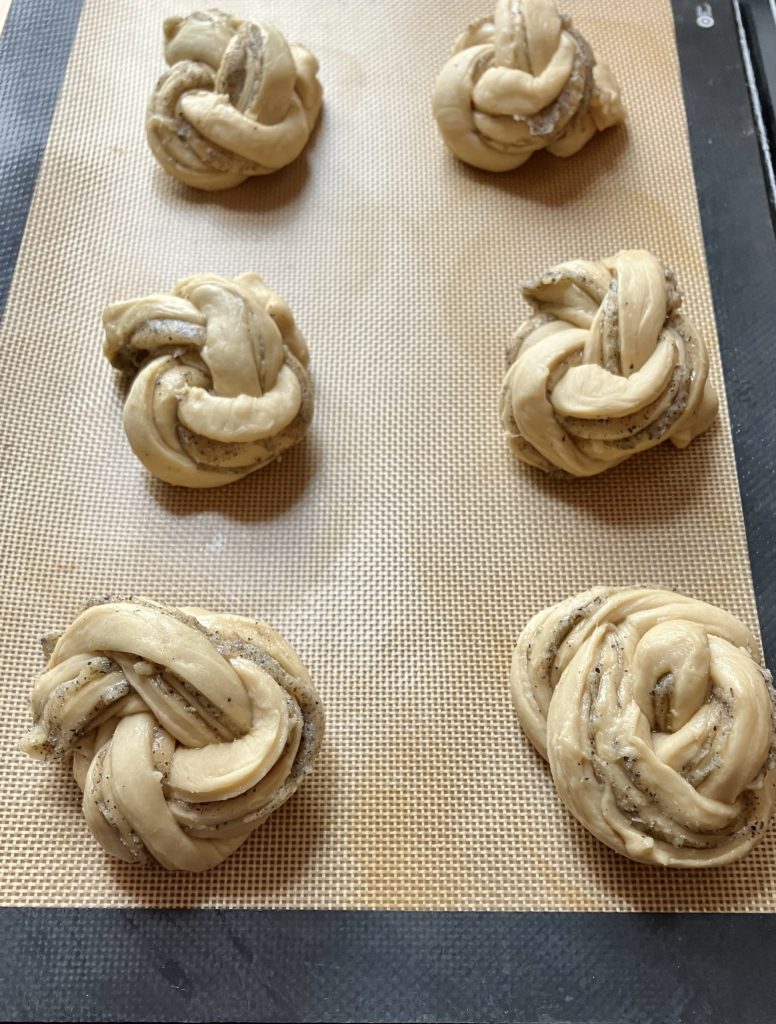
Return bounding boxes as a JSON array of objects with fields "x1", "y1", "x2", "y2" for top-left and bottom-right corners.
[
  {"x1": 21, "y1": 598, "x2": 324, "y2": 872},
  {"x1": 432, "y1": 0, "x2": 624, "y2": 171},
  {"x1": 500, "y1": 250, "x2": 718, "y2": 476},
  {"x1": 147, "y1": 9, "x2": 322, "y2": 190},
  {"x1": 102, "y1": 272, "x2": 313, "y2": 488},
  {"x1": 511, "y1": 587, "x2": 776, "y2": 866}
]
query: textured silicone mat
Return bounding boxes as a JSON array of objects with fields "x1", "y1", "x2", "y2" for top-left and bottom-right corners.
[{"x1": 0, "y1": 0, "x2": 771, "y2": 911}]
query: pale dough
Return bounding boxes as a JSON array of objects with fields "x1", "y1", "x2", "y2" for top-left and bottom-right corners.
[
  {"x1": 432, "y1": 0, "x2": 625, "y2": 172},
  {"x1": 511, "y1": 587, "x2": 776, "y2": 867},
  {"x1": 21, "y1": 598, "x2": 325, "y2": 872},
  {"x1": 499, "y1": 249, "x2": 719, "y2": 476},
  {"x1": 102, "y1": 272, "x2": 313, "y2": 488},
  {"x1": 147, "y1": 9, "x2": 323, "y2": 190}
]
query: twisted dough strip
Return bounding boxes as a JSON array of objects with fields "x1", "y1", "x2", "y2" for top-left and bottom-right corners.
[
  {"x1": 432, "y1": 0, "x2": 624, "y2": 171},
  {"x1": 511, "y1": 587, "x2": 776, "y2": 866},
  {"x1": 499, "y1": 250, "x2": 719, "y2": 476},
  {"x1": 102, "y1": 272, "x2": 313, "y2": 488},
  {"x1": 147, "y1": 9, "x2": 322, "y2": 190},
  {"x1": 21, "y1": 599, "x2": 324, "y2": 872}
]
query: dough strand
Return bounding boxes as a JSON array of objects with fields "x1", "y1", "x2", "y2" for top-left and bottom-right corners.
[
  {"x1": 511, "y1": 587, "x2": 776, "y2": 866},
  {"x1": 102, "y1": 273, "x2": 313, "y2": 488},
  {"x1": 147, "y1": 9, "x2": 322, "y2": 190},
  {"x1": 432, "y1": 0, "x2": 624, "y2": 171},
  {"x1": 500, "y1": 250, "x2": 718, "y2": 476},
  {"x1": 21, "y1": 598, "x2": 325, "y2": 872}
]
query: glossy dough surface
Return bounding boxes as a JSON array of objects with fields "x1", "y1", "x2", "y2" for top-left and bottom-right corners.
[
  {"x1": 21, "y1": 598, "x2": 324, "y2": 872},
  {"x1": 511, "y1": 587, "x2": 776, "y2": 866},
  {"x1": 432, "y1": 0, "x2": 624, "y2": 171},
  {"x1": 147, "y1": 9, "x2": 322, "y2": 190},
  {"x1": 500, "y1": 249, "x2": 719, "y2": 476},
  {"x1": 102, "y1": 272, "x2": 313, "y2": 488}
]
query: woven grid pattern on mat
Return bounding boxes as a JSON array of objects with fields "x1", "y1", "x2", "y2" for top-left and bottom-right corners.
[{"x1": 0, "y1": 0, "x2": 771, "y2": 911}]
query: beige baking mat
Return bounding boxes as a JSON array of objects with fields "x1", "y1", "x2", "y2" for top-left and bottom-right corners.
[{"x1": 0, "y1": 0, "x2": 771, "y2": 912}]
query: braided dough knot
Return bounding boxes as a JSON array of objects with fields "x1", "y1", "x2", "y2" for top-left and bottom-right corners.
[
  {"x1": 103, "y1": 272, "x2": 313, "y2": 488},
  {"x1": 511, "y1": 587, "x2": 776, "y2": 866},
  {"x1": 147, "y1": 9, "x2": 322, "y2": 190},
  {"x1": 432, "y1": 0, "x2": 624, "y2": 171},
  {"x1": 499, "y1": 249, "x2": 719, "y2": 476},
  {"x1": 21, "y1": 599, "x2": 325, "y2": 872}
]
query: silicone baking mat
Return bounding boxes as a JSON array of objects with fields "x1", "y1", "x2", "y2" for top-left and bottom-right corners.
[{"x1": 1, "y1": 0, "x2": 772, "y2": 914}]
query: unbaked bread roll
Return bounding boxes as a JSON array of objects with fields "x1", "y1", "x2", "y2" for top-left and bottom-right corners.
[
  {"x1": 432, "y1": 0, "x2": 624, "y2": 171},
  {"x1": 21, "y1": 598, "x2": 324, "y2": 872},
  {"x1": 102, "y1": 272, "x2": 313, "y2": 488},
  {"x1": 511, "y1": 587, "x2": 776, "y2": 866},
  {"x1": 147, "y1": 9, "x2": 322, "y2": 190},
  {"x1": 500, "y1": 250, "x2": 718, "y2": 476}
]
